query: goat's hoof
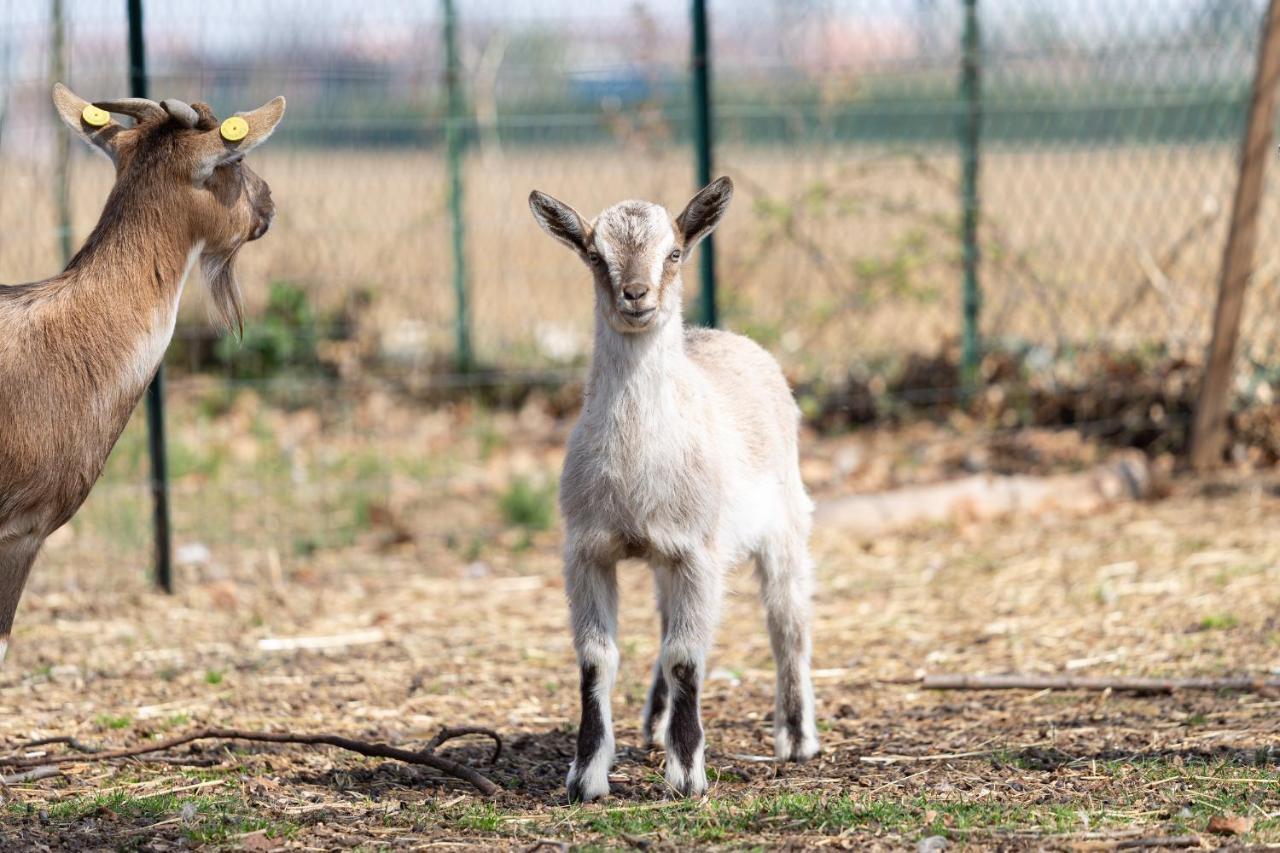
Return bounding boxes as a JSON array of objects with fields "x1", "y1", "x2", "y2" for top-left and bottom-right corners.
[
  {"x1": 566, "y1": 767, "x2": 610, "y2": 803},
  {"x1": 665, "y1": 775, "x2": 707, "y2": 798},
  {"x1": 775, "y1": 728, "x2": 821, "y2": 763},
  {"x1": 664, "y1": 764, "x2": 707, "y2": 798}
]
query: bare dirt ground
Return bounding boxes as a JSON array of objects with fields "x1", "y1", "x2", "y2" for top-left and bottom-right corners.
[{"x1": 3, "y1": 386, "x2": 1280, "y2": 850}]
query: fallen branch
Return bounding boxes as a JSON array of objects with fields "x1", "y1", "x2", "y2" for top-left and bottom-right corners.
[
  {"x1": 859, "y1": 743, "x2": 1047, "y2": 765},
  {"x1": 426, "y1": 726, "x2": 503, "y2": 763},
  {"x1": 18, "y1": 735, "x2": 101, "y2": 753},
  {"x1": 815, "y1": 452, "x2": 1157, "y2": 536},
  {"x1": 0, "y1": 726, "x2": 502, "y2": 796},
  {"x1": 922, "y1": 674, "x2": 1280, "y2": 694},
  {"x1": 1114, "y1": 835, "x2": 1204, "y2": 850},
  {"x1": 1054, "y1": 824, "x2": 1203, "y2": 845},
  {"x1": 1, "y1": 765, "x2": 60, "y2": 785}
]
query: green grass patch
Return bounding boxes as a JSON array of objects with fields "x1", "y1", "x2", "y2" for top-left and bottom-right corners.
[
  {"x1": 499, "y1": 478, "x2": 557, "y2": 531},
  {"x1": 10, "y1": 783, "x2": 300, "y2": 843},
  {"x1": 1199, "y1": 612, "x2": 1240, "y2": 630},
  {"x1": 403, "y1": 756, "x2": 1280, "y2": 846},
  {"x1": 94, "y1": 713, "x2": 133, "y2": 730}
]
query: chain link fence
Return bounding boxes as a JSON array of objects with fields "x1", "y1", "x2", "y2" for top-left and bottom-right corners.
[
  {"x1": 1, "y1": 0, "x2": 1277, "y2": 579},
  {"x1": 4, "y1": 2, "x2": 1276, "y2": 378}
]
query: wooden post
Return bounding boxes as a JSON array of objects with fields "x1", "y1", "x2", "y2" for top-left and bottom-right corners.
[{"x1": 1190, "y1": 0, "x2": 1280, "y2": 470}]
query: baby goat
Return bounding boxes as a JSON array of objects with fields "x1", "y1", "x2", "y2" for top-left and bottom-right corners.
[
  {"x1": 0, "y1": 85, "x2": 284, "y2": 665},
  {"x1": 529, "y1": 178, "x2": 819, "y2": 801}
]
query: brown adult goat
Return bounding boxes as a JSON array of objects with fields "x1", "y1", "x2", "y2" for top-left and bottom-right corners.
[{"x1": 0, "y1": 85, "x2": 285, "y2": 664}]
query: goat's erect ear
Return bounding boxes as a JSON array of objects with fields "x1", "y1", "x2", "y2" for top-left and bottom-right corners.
[
  {"x1": 529, "y1": 190, "x2": 591, "y2": 256},
  {"x1": 52, "y1": 83, "x2": 129, "y2": 163},
  {"x1": 189, "y1": 96, "x2": 287, "y2": 181},
  {"x1": 675, "y1": 176, "x2": 733, "y2": 254}
]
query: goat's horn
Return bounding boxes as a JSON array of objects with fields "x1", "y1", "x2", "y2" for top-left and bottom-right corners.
[
  {"x1": 160, "y1": 99, "x2": 199, "y2": 128},
  {"x1": 92, "y1": 97, "x2": 164, "y2": 122}
]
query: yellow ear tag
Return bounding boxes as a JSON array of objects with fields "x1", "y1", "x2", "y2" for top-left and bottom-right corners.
[
  {"x1": 220, "y1": 116, "x2": 249, "y2": 142},
  {"x1": 81, "y1": 105, "x2": 110, "y2": 127}
]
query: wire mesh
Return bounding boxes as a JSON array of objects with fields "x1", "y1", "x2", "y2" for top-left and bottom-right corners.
[{"x1": 1, "y1": 0, "x2": 1277, "y2": 579}]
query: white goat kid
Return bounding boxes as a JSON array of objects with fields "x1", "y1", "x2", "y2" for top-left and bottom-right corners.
[{"x1": 529, "y1": 177, "x2": 819, "y2": 802}]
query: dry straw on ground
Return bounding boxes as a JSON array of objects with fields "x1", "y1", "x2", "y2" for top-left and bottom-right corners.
[{"x1": 1, "y1": 390, "x2": 1279, "y2": 848}]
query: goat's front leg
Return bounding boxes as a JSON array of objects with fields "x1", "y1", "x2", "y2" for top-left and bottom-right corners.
[
  {"x1": 0, "y1": 533, "x2": 42, "y2": 667},
  {"x1": 564, "y1": 547, "x2": 620, "y2": 803},
  {"x1": 659, "y1": 553, "x2": 723, "y2": 798}
]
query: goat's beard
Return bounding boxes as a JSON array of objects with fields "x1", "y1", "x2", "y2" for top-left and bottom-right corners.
[{"x1": 202, "y1": 249, "x2": 244, "y2": 338}]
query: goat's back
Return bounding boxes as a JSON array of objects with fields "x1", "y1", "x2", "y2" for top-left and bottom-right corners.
[{"x1": 684, "y1": 327, "x2": 800, "y2": 472}]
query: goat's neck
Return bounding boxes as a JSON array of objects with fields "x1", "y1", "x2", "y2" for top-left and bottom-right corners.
[
  {"x1": 65, "y1": 188, "x2": 198, "y2": 311},
  {"x1": 586, "y1": 304, "x2": 690, "y2": 415},
  {"x1": 54, "y1": 191, "x2": 202, "y2": 401}
]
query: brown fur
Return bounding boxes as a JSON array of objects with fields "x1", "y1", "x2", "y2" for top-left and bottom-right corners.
[{"x1": 0, "y1": 85, "x2": 284, "y2": 651}]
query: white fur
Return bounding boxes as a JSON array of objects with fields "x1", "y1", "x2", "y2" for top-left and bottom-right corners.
[
  {"x1": 537, "y1": 181, "x2": 820, "y2": 802},
  {"x1": 115, "y1": 243, "x2": 201, "y2": 406}
]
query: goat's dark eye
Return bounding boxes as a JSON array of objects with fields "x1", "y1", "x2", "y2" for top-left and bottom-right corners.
[
  {"x1": 668, "y1": 249, "x2": 682, "y2": 263},
  {"x1": 586, "y1": 251, "x2": 601, "y2": 265}
]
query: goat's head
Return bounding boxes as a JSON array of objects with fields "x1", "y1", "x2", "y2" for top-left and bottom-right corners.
[
  {"x1": 529, "y1": 177, "x2": 733, "y2": 334},
  {"x1": 52, "y1": 83, "x2": 286, "y2": 332}
]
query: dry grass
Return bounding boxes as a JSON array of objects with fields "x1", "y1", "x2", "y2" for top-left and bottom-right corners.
[
  {"x1": 6, "y1": 143, "x2": 1280, "y2": 377},
  {"x1": 2, "y1": 387, "x2": 1280, "y2": 849}
]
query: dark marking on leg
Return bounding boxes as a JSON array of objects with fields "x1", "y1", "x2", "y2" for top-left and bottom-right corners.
[
  {"x1": 783, "y1": 677, "x2": 806, "y2": 759},
  {"x1": 642, "y1": 667, "x2": 668, "y2": 746},
  {"x1": 668, "y1": 662, "x2": 702, "y2": 772},
  {"x1": 569, "y1": 662, "x2": 604, "y2": 803}
]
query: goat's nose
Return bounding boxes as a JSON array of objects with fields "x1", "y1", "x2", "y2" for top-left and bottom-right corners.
[{"x1": 622, "y1": 282, "x2": 649, "y2": 301}]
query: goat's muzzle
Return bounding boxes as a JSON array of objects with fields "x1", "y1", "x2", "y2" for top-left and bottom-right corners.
[{"x1": 249, "y1": 201, "x2": 275, "y2": 242}]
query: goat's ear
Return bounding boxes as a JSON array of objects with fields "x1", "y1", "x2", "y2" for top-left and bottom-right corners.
[
  {"x1": 52, "y1": 83, "x2": 128, "y2": 163},
  {"x1": 189, "y1": 96, "x2": 286, "y2": 181},
  {"x1": 529, "y1": 190, "x2": 591, "y2": 256},
  {"x1": 675, "y1": 176, "x2": 733, "y2": 254}
]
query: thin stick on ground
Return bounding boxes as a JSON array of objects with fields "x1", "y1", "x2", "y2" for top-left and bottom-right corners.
[
  {"x1": 1, "y1": 765, "x2": 60, "y2": 785},
  {"x1": 1115, "y1": 836, "x2": 1204, "y2": 850},
  {"x1": 426, "y1": 725, "x2": 503, "y2": 763},
  {"x1": 0, "y1": 726, "x2": 502, "y2": 796},
  {"x1": 17, "y1": 735, "x2": 102, "y2": 753},
  {"x1": 921, "y1": 674, "x2": 1280, "y2": 693}
]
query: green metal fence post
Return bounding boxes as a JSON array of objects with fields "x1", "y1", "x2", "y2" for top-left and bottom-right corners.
[
  {"x1": 691, "y1": 0, "x2": 717, "y2": 328},
  {"x1": 959, "y1": 0, "x2": 982, "y2": 380},
  {"x1": 443, "y1": 0, "x2": 473, "y2": 372},
  {"x1": 51, "y1": 0, "x2": 72, "y2": 264},
  {"x1": 128, "y1": 0, "x2": 172, "y2": 594}
]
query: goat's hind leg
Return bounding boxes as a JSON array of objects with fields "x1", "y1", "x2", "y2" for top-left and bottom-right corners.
[
  {"x1": 0, "y1": 533, "x2": 42, "y2": 667},
  {"x1": 756, "y1": 532, "x2": 819, "y2": 761},
  {"x1": 564, "y1": 549, "x2": 621, "y2": 803},
  {"x1": 641, "y1": 565, "x2": 673, "y2": 748}
]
